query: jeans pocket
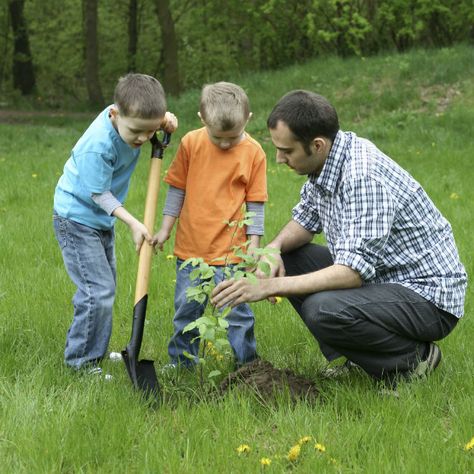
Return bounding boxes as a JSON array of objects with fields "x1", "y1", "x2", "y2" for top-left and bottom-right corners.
[{"x1": 53, "y1": 215, "x2": 68, "y2": 250}]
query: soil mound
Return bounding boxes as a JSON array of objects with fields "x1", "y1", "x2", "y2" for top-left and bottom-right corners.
[{"x1": 220, "y1": 359, "x2": 319, "y2": 403}]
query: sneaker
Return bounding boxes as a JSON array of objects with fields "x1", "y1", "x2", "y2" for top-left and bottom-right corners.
[
  {"x1": 410, "y1": 342, "x2": 441, "y2": 379},
  {"x1": 87, "y1": 366, "x2": 103, "y2": 376},
  {"x1": 109, "y1": 352, "x2": 123, "y2": 362},
  {"x1": 322, "y1": 359, "x2": 360, "y2": 379}
]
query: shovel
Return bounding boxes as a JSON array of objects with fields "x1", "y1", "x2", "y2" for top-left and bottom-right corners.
[{"x1": 122, "y1": 131, "x2": 171, "y2": 398}]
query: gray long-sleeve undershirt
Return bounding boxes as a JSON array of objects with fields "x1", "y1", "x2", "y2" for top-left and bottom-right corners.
[
  {"x1": 163, "y1": 185, "x2": 264, "y2": 235},
  {"x1": 91, "y1": 191, "x2": 122, "y2": 215}
]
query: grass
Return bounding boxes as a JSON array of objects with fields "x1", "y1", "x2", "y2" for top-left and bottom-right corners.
[{"x1": 0, "y1": 44, "x2": 473, "y2": 472}]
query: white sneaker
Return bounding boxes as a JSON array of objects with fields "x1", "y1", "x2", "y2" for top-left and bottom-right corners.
[{"x1": 109, "y1": 352, "x2": 123, "y2": 362}]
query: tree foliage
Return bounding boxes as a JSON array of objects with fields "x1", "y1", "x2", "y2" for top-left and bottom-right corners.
[{"x1": 0, "y1": 0, "x2": 472, "y2": 106}]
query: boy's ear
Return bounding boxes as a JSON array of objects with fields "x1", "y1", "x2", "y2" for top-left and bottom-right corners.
[
  {"x1": 109, "y1": 106, "x2": 119, "y2": 119},
  {"x1": 247, "y1": 112, "x2": 253, "y2": 122},
  {"x1": 197, "y1": 111, "x2": 205, "y2": 124}
]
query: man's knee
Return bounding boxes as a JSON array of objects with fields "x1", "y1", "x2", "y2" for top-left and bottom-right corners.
[{"x1": 300, "y1": 291, "x2": 354, "y2": 335}]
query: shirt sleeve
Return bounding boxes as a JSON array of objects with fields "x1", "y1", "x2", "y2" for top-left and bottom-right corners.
[
  {"x1": 164, "y1": 139, "x2": 188, "y2": 190},
  {"x1": 245, "y1": 147, "x2": 268, "y2": 202},
  {"x1": 91, "y1": 191, "x2": 122, "y2": 215},
  {"x1": 245, "y1": 201, "x2": 264, "y2": 235},
  {"x1": 292, "y1": 181, "x2": 323, "y2": 233},
  {"x1": 163, "y1": 185, "x2": 185, "y2": 217},
  {"x1": 74, "y1": 151, "x2": 115, "y2": 194},
  {"x1": 333, "y1": 176, "x2": 395, "y2": 281}
]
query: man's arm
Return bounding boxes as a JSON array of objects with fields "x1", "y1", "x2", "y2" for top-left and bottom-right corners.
[{"x1": 211, "y1": 263, "x2": 362, "y2": 308}]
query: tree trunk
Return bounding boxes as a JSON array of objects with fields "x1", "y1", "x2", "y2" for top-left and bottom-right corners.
[
  {"x1": 83, "y1": 0, "x2": 104, "y2": 106},
  {"x1": 128, "y1": 0, "x2": 138, "y2": 72},
  {"x1": 8, "y1": 0, "x2": 36, "y2": 95},
  {"x1": 155, "y1": 0, "x2": 180, "y2": 96}
]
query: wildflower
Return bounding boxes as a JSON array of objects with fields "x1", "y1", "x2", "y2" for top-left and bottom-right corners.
[
  {"x1": 32, "y1": 173, "x2": 38, "y2": 178},
  {"x1": 260, "y1": 457, "x2": 272, "y2": 467},
  {"x1": 166, "y1": 254, "x2": 174, "y2": 260},
  {"x1": 450, "y1": 192, "x2": 460, "y2": 200},
  {"x1": 275, "y1": 296, "x2": 282, "y2": 304},
  {"x1": 465, "y1": 436, "x2": 474, "y2": 451},
  {"x1": 298, "y1": 436, "x2": 312, "y2": 445},
  {"x1": 236, "y1": 444, "x2": 251, "y2": 454},
  {"x1": 287, "y1": 444, "x2": 301, "y2": 461},
  {"x1": 314, "y1": 442, "x2": 326, "y2": 453}
]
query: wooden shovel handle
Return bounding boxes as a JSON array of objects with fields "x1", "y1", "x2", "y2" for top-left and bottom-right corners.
[
  {"x1": 134, "y1": 132, "x2": 171, "y2": 305},
  {"x1": 134, "y1": 157, "x2": 162, "y2": 305}
]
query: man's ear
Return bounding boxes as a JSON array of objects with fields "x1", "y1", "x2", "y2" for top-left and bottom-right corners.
[{"x1": 312, "y1": 137, "x2": 329, "y2": 153}]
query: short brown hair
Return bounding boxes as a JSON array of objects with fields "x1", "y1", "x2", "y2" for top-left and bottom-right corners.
[
  {"x1": 114, "y1": 73, "x2": 167, "y2": 119},
  {"x1": 200, "y1": 82, "x2": 250, "y2": 131}
]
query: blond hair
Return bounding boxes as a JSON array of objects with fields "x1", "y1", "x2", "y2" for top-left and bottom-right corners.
[
  {"x1": 114, "y1": 73, "x2": 167, "y2": 119},
  {"x1": 200, "y1": 82, "x2": 250, "y2": 131}
]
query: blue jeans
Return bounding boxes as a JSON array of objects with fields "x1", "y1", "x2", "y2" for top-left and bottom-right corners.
[
  {"x1": 53, "y1": 214, "x2": 116, "y2": 369},
  {"x1": 168, "y1": 259, "x2": 257, "y2": 366}
]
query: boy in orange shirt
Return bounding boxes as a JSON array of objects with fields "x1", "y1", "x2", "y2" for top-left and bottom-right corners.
[{"x1": 153, "y1": 82, "x2": 267, "y2": 368}]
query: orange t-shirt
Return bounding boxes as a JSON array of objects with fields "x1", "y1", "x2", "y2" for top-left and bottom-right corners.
[{"x1": 164, "y1": 128, "x2": 267, "y2": 264}]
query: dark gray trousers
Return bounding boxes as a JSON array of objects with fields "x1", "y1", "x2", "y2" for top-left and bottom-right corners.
[{"x1": 282, "y1": 244, "x2": 458, "y2": 379}]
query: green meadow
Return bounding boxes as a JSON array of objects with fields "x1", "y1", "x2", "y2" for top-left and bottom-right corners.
[{"x1": 0, "y1": 45, "x2": 473, "y2": 472}]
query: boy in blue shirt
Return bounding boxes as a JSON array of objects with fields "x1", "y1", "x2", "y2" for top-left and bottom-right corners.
[{"x1": 53, "y1": 73, "x2": 177, "y2": 372}]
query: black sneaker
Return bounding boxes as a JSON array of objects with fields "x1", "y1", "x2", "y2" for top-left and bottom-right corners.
[{"x1": 410, "y1": 342, "x2": 441, "y2": 379}]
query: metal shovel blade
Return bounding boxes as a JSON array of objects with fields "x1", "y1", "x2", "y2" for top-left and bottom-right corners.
[
  {"x1": 121, "y1": 348, "x2": 159, "y2": 398},
  {"x1": 122, "y1": 295, "x2": 160, "y2": 400}
]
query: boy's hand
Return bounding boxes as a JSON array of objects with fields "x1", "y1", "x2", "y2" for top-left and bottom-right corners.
[
  {"x1": 161, "y1": 112, "x2": 178, "y2": 133},
  {"x1": 129, "y1": 220, "x2": 153, "y2": 253},
  {"x1": 151, "y1": 228, "x2": 171, "y2": 251}
]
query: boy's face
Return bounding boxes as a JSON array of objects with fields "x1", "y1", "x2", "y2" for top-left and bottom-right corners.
[
  {"x1": 110, "y1": 107, "x2": 163, "y2": 148},
  {"x1": 200, "y1": 113, "x2": 251, "y2": 151}
]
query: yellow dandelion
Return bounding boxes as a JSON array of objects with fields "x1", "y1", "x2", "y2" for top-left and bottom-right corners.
[
  {"x1": 287, "y1": 444, "x2": 301, "y2": 461},
  {"x1": 32, "y1": 173, "x2": 38, "y2": 178},
  {"x1": 298, "y1": 436, "x2": 312, "y2": 445},
  {"x1": 465, "y1": 436, "x2": 474, "y2": 451},
  {"x1": 236, "y1": 444, "x2": 251, "y2": 454},
  {"x1": 275, "y1": 296, "x2": 282, "y2": 304},
  {"x1": 260, "y1": 457, "x2": 272, "y2": 467},
  {"x1": 314, "y1": 442, "x2": 326, "y2": 453},
  {"x1": 166, "y1": 254, "x2": 174, "y2": 260},
  {"x1": 450, "y1": 192, "x2": 460, "y2": 200}
]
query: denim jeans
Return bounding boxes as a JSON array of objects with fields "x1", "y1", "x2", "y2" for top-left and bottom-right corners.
[
  {"x1": 53, "y1": 214, "x2": 116, "y2": 369},
  {"x1": 282, "y1": 243, "x2": 458, "y2": 379},
  {"x1": 168, "y1": 259, "x2": 257, "y2": 366}
]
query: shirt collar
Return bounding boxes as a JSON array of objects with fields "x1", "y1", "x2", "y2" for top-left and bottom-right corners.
[{"x1": 310, "y1": 130, "x2": 348, "y2": 193}]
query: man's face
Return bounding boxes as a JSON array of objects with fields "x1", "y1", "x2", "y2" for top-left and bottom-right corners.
[
  {"x1": 110, "y1": 108, "x2": 163, "y2": 148},
  {"x1": 269, "y1": 121, "x2": 326, "y2": 176}
]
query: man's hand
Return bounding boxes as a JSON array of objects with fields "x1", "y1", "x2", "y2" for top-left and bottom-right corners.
[
  {"x1": 211, "y1": 278, "x2": 270, "y2": 309},
  {"x1": 255, "y1": 251, "x2": 286, "y2": 279}
]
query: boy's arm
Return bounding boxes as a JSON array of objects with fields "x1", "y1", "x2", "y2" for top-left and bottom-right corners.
[
  {"x1": 92, "y1": 191, "x2": 150, "y2": 253},
  {"x1": 152, "y1": 185, "x2": 185, "y2": 250},
  {"x1": 112, "y1": 206, "x2": 152, "y2": 253}
]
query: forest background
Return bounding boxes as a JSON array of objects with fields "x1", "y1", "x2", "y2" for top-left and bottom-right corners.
[{"x1": 1, "y1": 0, "x2": 474, "y2": 108}]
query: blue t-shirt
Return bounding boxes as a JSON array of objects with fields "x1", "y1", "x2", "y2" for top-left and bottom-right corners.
[{"x1": 54, "y1": 106, "x2": 141, "y2": 230}]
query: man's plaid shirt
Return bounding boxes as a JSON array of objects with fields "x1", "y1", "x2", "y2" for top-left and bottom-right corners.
[{"x1": 292, "y1": 131, "x2": 467, "y2": 317}]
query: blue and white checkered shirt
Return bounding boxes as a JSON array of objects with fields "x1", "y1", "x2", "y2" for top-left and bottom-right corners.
[{"x1": 292, "y1": 131, "x2": 467, "y2": 317}]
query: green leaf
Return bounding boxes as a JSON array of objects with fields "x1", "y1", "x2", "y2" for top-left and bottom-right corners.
[
  {"x1": 183, "y1": 321, "x2": 199, "y2": 333},
  {"x1": 218, "y1": 317, "x2": 229, "y2": 329},
  {"x1": 208, "y1": 370, "x2": 221, "y2": 379}
]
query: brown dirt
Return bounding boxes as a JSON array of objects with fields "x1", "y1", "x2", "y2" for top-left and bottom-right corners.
[{"x1": 220, "y1": 358, "x2": 319, "y2": 403}]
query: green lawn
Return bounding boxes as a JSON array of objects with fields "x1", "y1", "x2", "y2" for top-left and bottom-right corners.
[{"x1": 0, "y1": 45, "x2": 473, "y2": 473}]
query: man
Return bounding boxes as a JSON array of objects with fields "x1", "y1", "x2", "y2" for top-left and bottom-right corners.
[{"x1": 211, "y1": 90, "x2": 466, "y2": 384}]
